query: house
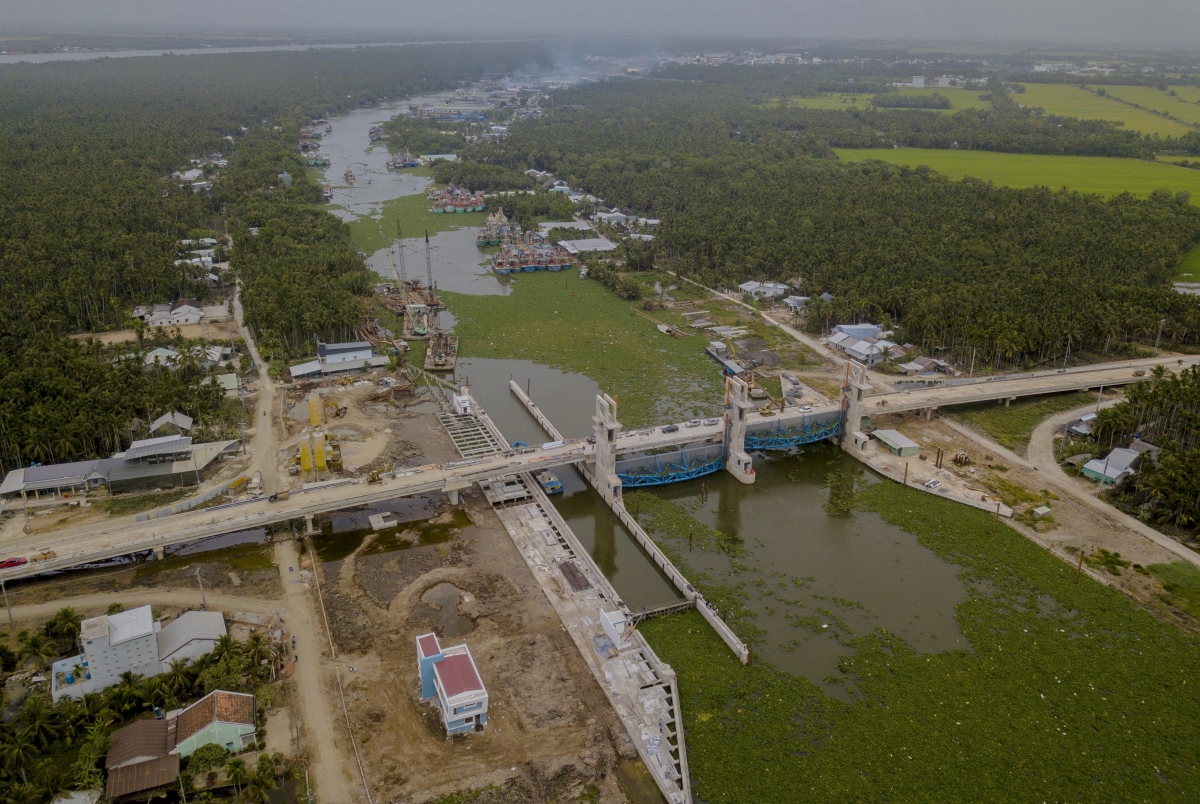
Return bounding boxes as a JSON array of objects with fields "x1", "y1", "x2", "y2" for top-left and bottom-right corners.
[
  {"x1": 172, "y1": 690, "x2": 257, "y2": 757},
  {"x1": 819, "y1": 292, "x2": 835, "y2": 303},
  {"x1": 899, "y1": 356, "x2": 955, "y2": 376},
  {"x1": 1067, "y1": 412, "x2": 1098, "y2": 437},
  {"x1": 1081, "y1": 448, "x2": 1139, "y2": 486},
  {"x1": 1128, "y1": 438, "x2": 1162, "y2": 465},
  {"x1": 132, "y1": 298, "x2": 207, "y2": 328},
  {"x1": 156, "y1": 610, "x2": 227, "y2": 668},
  {"x1": 149, "y1": 412, "x2": 193, "y2": 434},
  {"x1": 417, "y1": 633, "x2": 489, "y2": 735},
  {"x1": 51, "y1": 606, "x2": 227, "y2": 701},
  {"x1": 318, "y1": 340, "x2": 373, "y2": 366},
  {"x1": 288, "y1": 340, "x2": 389, "y2": 380},
  {"x1": 737, "y1": 281, "x2": 788, "y2": 299},
  {"x1": 872, "y1": 429, "x2": 920, "y2": 457},
  {"x1": 559, "y1": 238, "x2": 616, "y2": 255},
  {"x1": 104, "y1": 690, "x2": 254, "y2": 799},
  {"x1": 144, "y1": 347, "x2": 179, "y2": 368},
  {"x1": 105, "y1": 718, "x2": 180, "y2": 800},
  {"x1": 834, "y1": 323, "x2": 882, "y2": 341},
  {"x1": 595, "y1": 211, "x2": 629, "y2": 224},
  {"x1": 783, "y1": 295, "x2": 810, "y2": 312},
  {"x1": 215, "y1": 373, "x2": 240, "y2": 398}
]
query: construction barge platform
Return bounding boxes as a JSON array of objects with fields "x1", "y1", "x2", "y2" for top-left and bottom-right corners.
[{"x1": 423, "y1": 331, "x2": 459, "y2": 371}]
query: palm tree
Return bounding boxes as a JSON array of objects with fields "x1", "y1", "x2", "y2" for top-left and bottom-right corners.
[
  {"x1": 2, "y1": 732, "x2": 37, "y2": 783},
  {"x1": 46, "y1": 607, "x2": 81, "y2": 644},
  {"x1": 18, "y1": 633, "x2": 56, "y2": 672},
  {"x1": 243, "y1": 633, "x2": 276, "y2": 679},
  {"x1": 226, "y1": 757, "x2": 249, "y2": 798},
  {"x1": 212, "y1": 634, "x2": 242, "y2": 663},
  {"x1": 18, "y1": 698, "x2": 58, "y2": 749},
  {"x1": 164, "y1": 657, "x2": 192, "y2": 695}
]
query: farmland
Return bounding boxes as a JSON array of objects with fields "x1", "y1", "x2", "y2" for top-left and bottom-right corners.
[
  {"x1": 1017, "y1": 83, "x2": 1194, "y2": 137},
  {"x1": 834, "y1": 147, "x2": 1200, "y2": 201},
  {"x1": 784, "y1": 87, "x2": 992, "y2": 112},
  {"x1": 641, "y1": 481, "x2": 1200, "y2": 803},
  {"x1": 1099, "y1": 84, "x2": 1200, "y2": 128}
]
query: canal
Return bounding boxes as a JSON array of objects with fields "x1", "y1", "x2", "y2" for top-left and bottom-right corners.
[{"x1": 319, "y1": 98, "x2": 972, "y2": 699}]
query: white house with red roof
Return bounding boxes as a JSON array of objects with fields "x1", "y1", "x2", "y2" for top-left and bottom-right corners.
[{"x1": 416, "y1": 633, "x2": 488, "y2": 735}]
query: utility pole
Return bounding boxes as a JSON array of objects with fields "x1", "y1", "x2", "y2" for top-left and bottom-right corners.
[
  {"x1": 1154, "y1": 318, "x2": 1166, "y2": 356},
  {"x1": 1, "y1": 577, "x2": 12, "y2": 633},
  {"x1": 1096, "y1": 385, "x2": 1104, "y2": 413},
  {"x1": 195, "y1": 567, "x2": 208, "y2": 610},
  {"x1": 969, "y1": 347, "x2": 976, "y2": 378}
]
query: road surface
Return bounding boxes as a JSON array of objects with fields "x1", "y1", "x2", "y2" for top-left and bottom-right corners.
[
  {"x1": 275, "y1": 538, "x2": 354, "y2": 803},
  {"x1": 233, "y1": 281, "x2": 280, "y2": 495}
]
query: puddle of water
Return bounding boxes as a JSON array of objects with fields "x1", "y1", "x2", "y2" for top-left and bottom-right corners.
[
  {"x1": 369, "y1": 229, "x2": 509, "y2": 296},
  {"x1": 312, "y1": 494, "x2": 445, "y2": 563},
  {"x1": 171, "y1": 528, "x2": 268, "y2": 556},
  {"x1": 422, "y1": 582, "x2": 475, "y2": 638}
]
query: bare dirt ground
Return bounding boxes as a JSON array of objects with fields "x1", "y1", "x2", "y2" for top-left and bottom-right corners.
[
  {"x1": 315, "y1": 491, "x2": 630, "y2": 804},
  {"x1": 874, "y1": 410, "x2": 1200, "y2": 632},
  {"x1": 69, "y1": 318, "x2": 243, "y2": 345}
]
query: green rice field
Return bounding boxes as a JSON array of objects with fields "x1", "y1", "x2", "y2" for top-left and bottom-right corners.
[
  {"x1": 1100, "y1": 84, "x2": 1200, "y2": 128},
  {"x1": 785, "y1": 87, "x2": 992, "y2": 113},
  {"x1": 834, "y1": 147, "x2": 1200, "y2": 201},
  {"x1": 1178, "y1": 243, "x2": 1200, "y2": 280},
  {"x1": 1017, "y1": 83, "x2": 1194, "y2": 137}
]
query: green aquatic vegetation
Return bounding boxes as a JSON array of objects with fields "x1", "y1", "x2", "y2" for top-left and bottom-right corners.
[
  {"x1": 817, "y1": 466, "x2": 861, "y2": 518},
  {"x1": 1150, "y1": 561, "x2": 1200, "y2": 617},
  {"x1": 347, "y1": 192, "x2": 488, "y2": 254},
  {"x1": 641, "y1": 480, "x2": 1200, "y2": 803},
  {"x1": 445, "y1": 273, "x2": 724, "y2": 427}
]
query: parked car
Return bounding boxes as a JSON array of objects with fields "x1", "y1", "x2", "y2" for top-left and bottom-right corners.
[
  {"x1": 685, "y1": 419, "x2": 702, "y2": 428},
  {"x1": 924, "y1": 479, "x2": 941, "y2": 490},
  {"x1": 662, "y1": 425, "x2": 679, "y2": 434},
  {"x1": 0, "y1": 557, "x2": 28, "y2": 569},
  {"x1": 799, "y1": 405, "x2": 813, "y2": 413},
  {"x1": 703, "y1": 418, "x2": 720, "y2": 426}
]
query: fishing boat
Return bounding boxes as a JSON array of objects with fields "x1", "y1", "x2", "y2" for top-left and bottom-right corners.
[{"x1": 344, "y1": 167, "x2": 355, "y2": 183}]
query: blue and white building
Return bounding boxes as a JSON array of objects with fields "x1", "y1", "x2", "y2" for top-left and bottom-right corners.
[{"x1": 416, "y1": 633, "x2": 488, "y2": 735}]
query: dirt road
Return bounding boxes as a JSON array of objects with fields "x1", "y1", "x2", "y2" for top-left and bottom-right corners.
[
  {"x1": 234, "y1": 281, "x2": 280, "y2": 495},
  {"x1": 275, "y1": 538, "x2": 354, "y2": 803},
  {"x1": 1025, "y1": 403, "x2": 1200, "y2": 568},
  {"x1": 3, "y1": 589, "x2": 278, "y2": 628}
]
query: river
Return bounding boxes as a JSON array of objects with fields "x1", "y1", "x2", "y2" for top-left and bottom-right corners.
[{"x1": 315, "y1": 97, "x2": 971, "y2": 698}]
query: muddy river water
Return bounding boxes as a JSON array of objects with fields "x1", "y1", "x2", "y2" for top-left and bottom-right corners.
[{"x1": 315, "y1": 99, "x2": 972, "y2": 694}]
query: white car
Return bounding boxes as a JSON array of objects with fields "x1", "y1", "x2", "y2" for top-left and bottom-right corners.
[
  {"x1": 799, "y1": 405, "x2": 812, "y2": 413},
  {"x1": 924, "y1": 479, "x2": 941, "y2": 490},
  {"x1": 685, "y1": 419, "x2": 702, "y2": 428},
  {"x1": 703, "y1": 418, "x2": 720, "y2": 426}
]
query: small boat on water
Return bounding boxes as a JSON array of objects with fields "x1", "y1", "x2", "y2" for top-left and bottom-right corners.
[
  {"x1": 344, "y1": 167, "x2": 356, "y2": 183},
  {"x1": 535, "y1": 470, "x2": 563, "y2": 495}
]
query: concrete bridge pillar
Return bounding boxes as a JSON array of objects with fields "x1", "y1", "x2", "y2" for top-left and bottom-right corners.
[
  {"x1": 304, "y1": 514, "x2": 316, "y2": 535},
  {"x1": 153, "y1": 546, "x2": 165, "y2": 561},
  {"x1": 592, "y1": 394, "x2": 623, "y2": 501},
  {"x1": 839, "y1": 360, "x2": 872, "y2": 451},
  {"x1": 443, "y1": 478, "x2": 470, "y2": 506},
  {"x1": 724, "y1": 377, "x2": 756, "y2": 485}
]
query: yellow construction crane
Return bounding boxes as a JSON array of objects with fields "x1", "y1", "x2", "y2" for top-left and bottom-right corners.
[{"x1": 747, "y1": 376, "x2": 786, "y2": 416}]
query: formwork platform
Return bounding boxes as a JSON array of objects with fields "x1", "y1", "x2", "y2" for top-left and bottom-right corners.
[{"x1": 436, "y1": 411, "x2": 506, "y2": 458}]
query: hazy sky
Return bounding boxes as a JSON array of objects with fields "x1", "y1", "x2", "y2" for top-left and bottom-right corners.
[{"x1": 4, "y1": 0, "x2": 1199, "y2": 48}]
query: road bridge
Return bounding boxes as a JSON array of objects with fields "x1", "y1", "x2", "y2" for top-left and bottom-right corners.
[{"x1": 4, "y1": 355, "x2": 1195, "y2": 578}]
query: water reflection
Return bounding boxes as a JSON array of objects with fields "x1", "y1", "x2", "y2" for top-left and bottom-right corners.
[{"x1": 368, "y1": 229, "x2": 508, "y2": 296}]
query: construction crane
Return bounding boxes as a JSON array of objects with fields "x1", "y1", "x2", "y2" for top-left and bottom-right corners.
[
  {"x1": 395, "y1": 221, "x2": 408, "y2": 287},
  {"x1": 423, "y1": 230, "x2": 436, "y2": 304}
]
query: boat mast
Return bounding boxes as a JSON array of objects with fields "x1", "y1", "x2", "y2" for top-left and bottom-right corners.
[
  {"x1": 425, "y1": 230, "x2": 434, "y2": 290},
  {"x1": 395, "y1": 221, "x2": 407, "y2": 286}
]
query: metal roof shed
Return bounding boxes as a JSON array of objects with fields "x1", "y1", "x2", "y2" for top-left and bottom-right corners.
[{"x1": 872, "y1": 429, "x2": 920, "y2": 457}]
